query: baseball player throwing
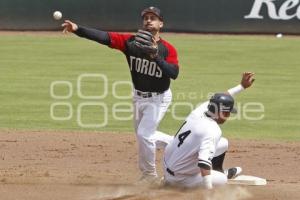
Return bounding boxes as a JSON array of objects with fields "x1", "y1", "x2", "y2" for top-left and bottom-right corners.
[
  {"x1": 62, "y1": 7, "x2": 179, "y2": 182},
  {"x1": 161, "y1": 72, "x2": 255, "y2": 189}
]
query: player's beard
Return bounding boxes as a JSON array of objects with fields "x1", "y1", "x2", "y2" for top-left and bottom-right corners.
[
  {"x1": 144, "y1": 28, "x2": 159, "y2": 38},
  {"x1": 144, "y1": 24, "x2": 158, "y2": 32},
  {"x1": 145, "y1": 27, "x2": 154, "y2": 32},
  {"x1": 215, "y1": 117, "x2": 228, "y2": 124}
]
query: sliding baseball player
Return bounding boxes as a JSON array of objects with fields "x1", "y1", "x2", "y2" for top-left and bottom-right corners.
[{"x1": 160, "y1": 72, "x2": 255, "y2": 189}]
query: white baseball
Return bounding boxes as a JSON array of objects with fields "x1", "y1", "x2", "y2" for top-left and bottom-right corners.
[
  {"x1": 276, "y1": 33, "x2": 283, "y2": 38},
  {"x1": 53, "y1": 11, "x2": 62, "y2": 20}
]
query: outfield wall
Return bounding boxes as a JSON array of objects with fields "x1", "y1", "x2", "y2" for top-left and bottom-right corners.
[{"x1": 1, "y1": 0, "x2": 300, "y2": 34}]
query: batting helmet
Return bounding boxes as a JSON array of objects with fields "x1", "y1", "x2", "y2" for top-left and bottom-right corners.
[{"x1": 207, "y1": 93, "x2": 237, "y2": 114}]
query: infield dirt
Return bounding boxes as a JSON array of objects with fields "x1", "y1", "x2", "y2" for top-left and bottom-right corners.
[{"x1": 0, "y1": 131, "x2": 299, "y2": 200}]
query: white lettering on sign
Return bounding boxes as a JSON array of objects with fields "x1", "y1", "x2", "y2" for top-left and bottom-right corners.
[{"x1": 245, "y1": 0, "x2": 300, "y2": 20}]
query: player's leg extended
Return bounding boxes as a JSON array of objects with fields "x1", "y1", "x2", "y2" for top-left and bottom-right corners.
[
  {"x1": 212, "y1": 137, "x2": 228, "y2": 172},
  {"x1": 195, "y1": 170, "x2": 228, "y2": 187},
  {"x1": 135, "y1": 90, "x2": 172, "y2": 177},
  {"x1": 165, "y1": 170, "x2": 227, "y2": 188},
  {"x1": 134, "y1": 97, "x2": 156, "y2": 176},
  {"x1": 133, "y1": 98, "x2": 143, "y2": 133},
  {"x1": 212, "y1": 137, "x2": 242, "y2": 179},
  {"x1": 152, "y1": 89, "x2": 173, "y2": 149},
  {"x1": 136, "y1": 102, "x2": 160, "y2": 177},
  {"x1": 152, "y1": 131, "x2": 173, "y2": 149}
]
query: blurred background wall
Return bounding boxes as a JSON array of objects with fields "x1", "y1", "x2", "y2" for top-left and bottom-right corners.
[{"x1": 0, "y1": 0, "x2": 299, "y2": 34}]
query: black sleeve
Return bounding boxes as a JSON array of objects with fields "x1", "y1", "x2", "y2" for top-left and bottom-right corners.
[
  {"x1": 154, "y1": 56, "x2": 179, "y2": 80},
  {"x1": 198, "y1": 162, "x2": 211, "y2": 170},
  {"x1": 74, "y1": 26, "x2": 111, "y2": 46}
]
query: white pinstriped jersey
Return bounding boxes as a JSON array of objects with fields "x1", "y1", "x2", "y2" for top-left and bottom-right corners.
[{"x1": 164, "y1": 101, "x2": 222, "y2": 175}]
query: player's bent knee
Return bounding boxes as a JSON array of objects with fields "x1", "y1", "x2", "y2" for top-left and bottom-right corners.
[
  {"x1": 136, "y1": 125, "x2": 156, "y2": 138},
  {"x1": 215, "y1": 137, "x2": 229, "y2": 157},
  {"x1": 136, "y1": 129, "x2": 155, "y2": 144}
]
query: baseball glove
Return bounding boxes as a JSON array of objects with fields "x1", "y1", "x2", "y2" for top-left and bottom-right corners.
[{"x1": 134, "y1": 30, "x2": 158, "y2": 58}]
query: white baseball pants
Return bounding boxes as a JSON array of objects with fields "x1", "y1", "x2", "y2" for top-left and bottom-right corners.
[
  {"x1": 133, "y1": 89, "x2": 172, "y2": 177},
  {"x1": 163, "y1": 137, "x2": 228, "y2": 188}
]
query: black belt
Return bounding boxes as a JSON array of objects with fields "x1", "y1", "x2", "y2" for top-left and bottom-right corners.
[
  {"x1": 166, "y1": 168, "x2": 175, "y2": 176},
  {"x1": 136, "y1": 91, "x2": 163, "y2": 98}
]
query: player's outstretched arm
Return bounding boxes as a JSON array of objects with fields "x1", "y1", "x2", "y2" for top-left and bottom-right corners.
[
  {"x1": 226, "y1": 72, "x2": 255, "y2": 96},
  {"x1": 62, "y1": 20, "x2": 110, "y2": 45},
  {"x1": 241, "y1": 72, "x2": 255, "y2": 88}
]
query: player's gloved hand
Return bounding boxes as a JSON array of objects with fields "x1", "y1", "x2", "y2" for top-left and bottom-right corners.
[{"x1": 134, "y1": 30, "x2": 158, "y2": 59}]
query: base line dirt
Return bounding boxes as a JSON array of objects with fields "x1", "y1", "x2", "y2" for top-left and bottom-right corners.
[{"x1": 0, "y1": 130, "x2": 299, "y2": 200}]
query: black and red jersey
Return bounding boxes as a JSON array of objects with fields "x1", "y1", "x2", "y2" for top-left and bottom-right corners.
[{"x1": 108, "y1": 32, "x2": 179, "y2": 93}]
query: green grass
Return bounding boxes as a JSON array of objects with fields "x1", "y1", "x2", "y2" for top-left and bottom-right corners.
[{"x1": 0, "y1": 33, "x2": 299, "y2": 141}]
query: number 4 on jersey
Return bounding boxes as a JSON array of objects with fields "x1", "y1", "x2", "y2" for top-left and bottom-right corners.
[{"x1": 177, "y1": 130, "x2": 191, "y2": 147}]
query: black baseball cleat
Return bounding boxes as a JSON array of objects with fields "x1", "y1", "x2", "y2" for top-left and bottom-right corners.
[{"x1": 224, "y1": 167, "x2": 242, "y2": 179}]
